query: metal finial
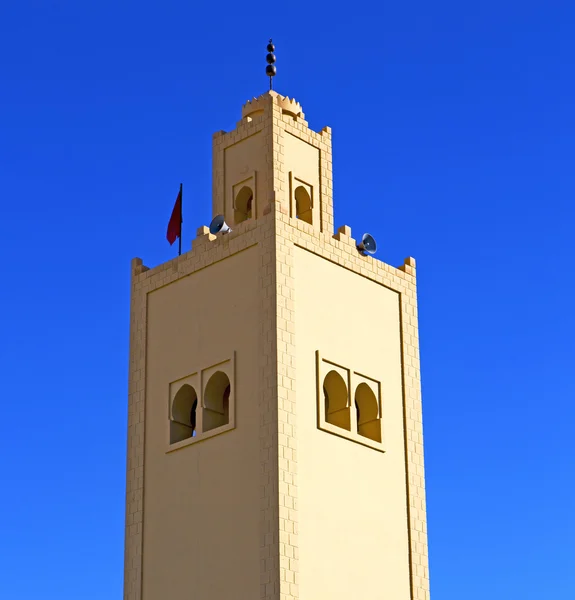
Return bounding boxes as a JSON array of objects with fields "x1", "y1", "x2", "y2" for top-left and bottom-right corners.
[{"x1": 266, "y1": 38, "x2": 276, "y2": 90}]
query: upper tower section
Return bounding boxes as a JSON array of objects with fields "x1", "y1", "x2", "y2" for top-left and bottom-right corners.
[{"x1": 212, "y1": 90, "x2": 334, "y2": 234}]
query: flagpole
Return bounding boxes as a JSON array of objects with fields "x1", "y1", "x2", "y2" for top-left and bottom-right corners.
[{"x1": 178, "y1": 183, "x2": 183, "y2": 256}]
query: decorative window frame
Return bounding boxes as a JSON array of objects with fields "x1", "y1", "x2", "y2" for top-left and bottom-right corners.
[
  {"x1": 231, "y1": 172, "x2": 257, "y2": 223},
  {"x1": 316, "y1": 350, "x2": 385, "y2": 452},
  {"x1": 288, "y1": 172, "x2": 314, "y2": 219},
  {"x1": 166, "y1": 352, "x2": 235, "y2": 453}
]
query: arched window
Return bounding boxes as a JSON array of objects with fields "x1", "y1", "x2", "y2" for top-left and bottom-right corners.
[
  {"x1": 234, "y1": 186, "x2": 253, "y2": 224},
  {"x1": 323, "y1": 370, "x2": 350, "y2": 431},
  {"x1": 294, "y1": 186, "x2": 312, "y2": 224},
  {"x1": 354, "y1": 383, "x2": 381, "y2": 442},
  {"x1": 170, "y1": 384, "x2": 198, "y2": 444},
  {"x1": 203, "y1": 371, "x2": 231, "y2": 432}
]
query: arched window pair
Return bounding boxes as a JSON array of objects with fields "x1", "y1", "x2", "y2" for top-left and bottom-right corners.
[
  {"x1": 323, "y1": 370, "x2": 381, "y2": 443},
  {"x1": 235, "y1": 182, "x2": 312, "y2": 224},
  {"x1": 170, "y1": 371, "x2": 231, "y2": 444}
]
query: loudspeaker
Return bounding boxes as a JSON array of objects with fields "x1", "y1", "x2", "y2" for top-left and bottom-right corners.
[
  {"x1": 357, "y1": 233, "x2": 377, "y2": 255},
  {"x1": 209, "y1": 214, "x2": 232, "y2": 235}
]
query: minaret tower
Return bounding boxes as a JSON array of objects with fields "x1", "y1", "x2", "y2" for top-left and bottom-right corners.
[{"x1": 124, "y1": 43, "x2": 430, "y2": 600}]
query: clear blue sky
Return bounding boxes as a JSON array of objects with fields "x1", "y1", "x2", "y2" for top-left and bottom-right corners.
[{"x1": 1, "y1": 1, "x2": 574, "y2": 598}]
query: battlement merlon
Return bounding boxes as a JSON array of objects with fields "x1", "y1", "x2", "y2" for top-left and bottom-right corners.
[{"x1": 129, "y1": 220, "x2": 417, "y2": 289}]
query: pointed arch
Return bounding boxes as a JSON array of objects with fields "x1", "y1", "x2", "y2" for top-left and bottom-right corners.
[
  {"x1": 203, "y1": 371, "x2": 231, "y2": 432},
  {"x1": 170, "y1": 384, "x2": 198, "y2": 443},
  {"x1": 323, "y1": 370, "x2": 350, "y2": 431},
  {"x1": 354, "y1": 383, "x2": 381, "y2": 442},
  {"x1": 294, "y1": 186, "x2": 312, "y2": 224},
  {"x1": 234, "y1": 185, "x2": 253, "y2": 224}
]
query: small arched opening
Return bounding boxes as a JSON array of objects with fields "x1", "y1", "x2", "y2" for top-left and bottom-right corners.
[
  {"x1": 170, "y1": 384, "x2": 198, "y2": 444},
  {"x1": 354, "y1": 383, "x2": 381, "y2": 442},
  {"x1": 294, "y1": 186, "x2": 312, "y2": 225},
  {"x1": 203, "y1": 371, "x2": 231, "y2": 432},
  {"x1": 323, "y1": 370, "x2": 350, "y2": 431},
  {"x1": 234, "y1": 186, "x2": 253, "y2": 224}
]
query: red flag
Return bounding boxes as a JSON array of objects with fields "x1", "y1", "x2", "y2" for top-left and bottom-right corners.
[{"x1": 166, "y1": 185, "x2": 182, "y2": 245}]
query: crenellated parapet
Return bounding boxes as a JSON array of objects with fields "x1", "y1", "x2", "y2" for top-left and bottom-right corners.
[{"x1": 242, "y1": 91, "x2": 304, "y2": 120}]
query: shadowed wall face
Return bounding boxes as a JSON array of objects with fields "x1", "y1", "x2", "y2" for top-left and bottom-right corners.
[{"x1": 142, "y1": 247, "x2": 260, "y2": 600}]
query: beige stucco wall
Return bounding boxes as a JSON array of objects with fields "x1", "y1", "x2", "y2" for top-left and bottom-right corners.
[
  {"x1": 223, "y1": 131, "x2": 266, "y2": 224},
  {"x1": 125, "y1": 91, "x2": 429, "y2": 600},
  {"x1": 294, "y1": 247, "x2": 411, "y2": 599},
  {"x1": 142, "y1": 246, "x2": 261, "y2": 600},
  {"x1": 281, "y1": 132, "x2": 321, "y2": 226}
]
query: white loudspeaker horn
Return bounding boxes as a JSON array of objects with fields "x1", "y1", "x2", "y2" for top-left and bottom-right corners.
[
  {"x1": 357, "y1": 233, "x2": 377, "y2": 255},
  {"x1": 209, "y1": 214, "x2": 232, "y2": 235}
]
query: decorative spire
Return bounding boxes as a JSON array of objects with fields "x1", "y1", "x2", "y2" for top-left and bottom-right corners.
[{"x1": 266, "y1": 39, "x2": 276, "y2": 91}]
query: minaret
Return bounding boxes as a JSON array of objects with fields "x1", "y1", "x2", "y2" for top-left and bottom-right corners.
[{"x1": 124, "y1": 43, "x2": 430, "y2": 600}]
